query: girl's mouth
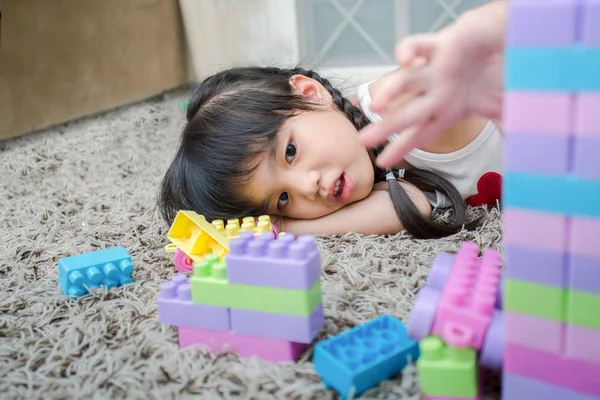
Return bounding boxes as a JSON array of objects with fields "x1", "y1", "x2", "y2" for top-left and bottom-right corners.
[{"x1": 330, "y1": 173, "x2": 354, "y2": 203}]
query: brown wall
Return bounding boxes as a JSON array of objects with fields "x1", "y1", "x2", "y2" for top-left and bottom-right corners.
[{"x1": 0, "y1": 0, "x2": 187, "y2": 140}]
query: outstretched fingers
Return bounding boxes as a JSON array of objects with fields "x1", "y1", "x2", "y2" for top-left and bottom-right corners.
[
  {"x1": 395, "y1": 33, "x2": 438, "y2": 67},
  {"x1": 359, "y1": 96, "x2": 433, "y2": 148},
  {"x1": 369, "y1": 66, "x2": 426, "y2": 113}
]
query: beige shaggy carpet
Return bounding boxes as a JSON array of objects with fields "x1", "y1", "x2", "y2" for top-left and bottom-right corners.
[{"x1": 0, "y1": 87, "x2": 503, "y2": 399}]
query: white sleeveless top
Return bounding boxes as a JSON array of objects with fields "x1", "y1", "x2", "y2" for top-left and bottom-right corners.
[{"x1": 356, "y1": 81, "x2": 504, "y2": 207}]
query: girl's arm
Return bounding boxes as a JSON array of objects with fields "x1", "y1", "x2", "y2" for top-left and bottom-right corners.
[{"x1": 274, "y1": 182, "x2": 431, "y2": 236}]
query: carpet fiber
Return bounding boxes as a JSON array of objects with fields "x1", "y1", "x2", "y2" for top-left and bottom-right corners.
[{"x1": 0, "y1": 89, "x2": 503, "y2": 399}]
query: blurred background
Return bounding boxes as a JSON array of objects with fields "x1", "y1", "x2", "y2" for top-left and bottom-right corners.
[{"x1": 0, "y1": 0, "x2": 490, "y2": 141}]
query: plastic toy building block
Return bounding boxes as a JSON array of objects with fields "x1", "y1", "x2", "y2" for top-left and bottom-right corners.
[
  {"x1": 505, "y1": 343, "x2": 600, "y2": 397},
  {"x1": 417, "y1": 336, "x2": 478, "y2": 398},
  {"x1": 230, "y1": 303, "x2": 324, "y2": 344},
  {"x1": 573, "y1": 137, "x2": 600, "y2": 180},
  {"x1": 569, "y1": 254, "x2": 600, "y2": 295},
  {"x1": 409, "y1": 286, "x2": 441, "y2": 341},
  {"x1": 504, "y1": 279, "x2": 565, "y2": 321},
  {"x1": 505, "y1": 245, "x2": 566, "y2": 287},
  {"x1": 505, "y1": 48, "x2": 600, "y2": 91},
  {"x1": 504, "y1": 208, "x2": 567, "y2": 252},
  {"x1": 226, "y1": 232, "x2": 321, "y2": 290},
  {"x1": 157, "y1": 274, "x2": 230, "y2": 331},
  {"x1": 479, "y1": 310, "x2": 504, "y2": 370},
  {"x1": 566, "y1": 290, "x2": 600, "y2": 330},
  {"x1": 505, "y1": 311, "x2": 563, "y2": 355},
  {"x1": 313, "y1": 315, "x2": 420, "y2": 399},
  {"x1": 503, "y1": 92, "x2": 571, "y2": 135},
  {"x1": 503, "y1": 373, "x2": 600, "y2": 400},
  {"x1": 581, "y1": 0, "x2": 600, "y2": 46},
  {"x1": 424, "y1": 396, "x2": 478, "y2": 400},
  {"x1": 506, "y1": 134, "x2": 569, "y2": 175},
  {"x1": 58, "y1": 246, "x2": 134, "y2": 297},
  {"x1": 167, "y1": 210, "x2": 229, "y2": 261},
  {"x1": 504, "y1": 172, "x2": 600, "y2": 218},
  {"x1": 213, "y1": 215, "x2": 274, "y2": 239},
  {"x1": 431, "y1": 243, "x2": 502, "y2": 349},
  {"x1": 570, "y1": 217, "x2": 600, "y2": 259},
  {"x1": 190, "y1": 253, "x2": 322, "y2": 316},
  {"x1": 506, "y1": 0, "x2": 579, "y2": 46},
  {"x1": 178, "y1": 326, "x2": 306, "y2": 362},
  {"x1": 575, "y1": 94, "x2": 600, "y2": 137},
  {"x1": 566, "y1": 323, "x2": 600, "y2": 365}
]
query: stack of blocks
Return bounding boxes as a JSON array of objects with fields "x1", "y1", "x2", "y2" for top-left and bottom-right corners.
[
  {"x1": 503, "y1": 1, "x2": 600, "y2": 398},
  {"x1": 408, "y1": 242, "x2": 503, "y2": 400},
  {"x1": 158, "y1": 230, "x2": 324, "y2": 362}
]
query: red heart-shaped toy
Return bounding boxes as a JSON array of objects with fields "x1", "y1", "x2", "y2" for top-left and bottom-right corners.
[{"x1": 466, "y1": 172, "x2": 502, "y2": 207}]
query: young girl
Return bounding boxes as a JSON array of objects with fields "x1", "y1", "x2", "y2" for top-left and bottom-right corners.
[{"x1": 158, "y1": 66, "x2": 502, "y2": 239}]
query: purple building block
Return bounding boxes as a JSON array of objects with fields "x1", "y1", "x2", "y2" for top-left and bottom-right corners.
[
  {"x1": 503, "y1": 373, "x2": 600, "y2": 400},
  {"x1": 581, "y1": 0, "x2": 600, "y2": 46},
  {"x1": 226, "y1": 233, "x2": 321, "y2": 290},
  {"x1": 231, "y1": 303, "x2": 324, "y2": 344},
  {"x1": 504, "y1": 208, "x2": 568, "y2": 253},
  {"x1": 575, "y1": 94, "x2": 600, "y2": 137},
  {"x1": 407, "y1": 286, "x2": 440, "y2": 340},
  {"x1": 506, "y1": 0, "x2": 579, "y2": 46},
  {"x1": 505, "y1": 245, "x2": 566, "y2": 288},
  {"x1": 157, "y1": 274, "x2": 231, "y2": 331},
  {"x1": 503, "y1": 92, "x2": 571, "y2": 136},
  {"x1": 506, "y1": 134, "x2": 570, "y2": 176},
  {"x1": 479, "y1": 310, "x2": 504, "y2": 370},
  {"x1": 569, "y1": 255, "x2": 600, "y2": 295},
  {"x1": 573, "y1": 137, "x2": 600, "y2": 180}
]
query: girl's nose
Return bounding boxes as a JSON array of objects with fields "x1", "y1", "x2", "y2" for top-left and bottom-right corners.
[{"x1": 296, "y1": 170, "x2": 320, "y2": 199}]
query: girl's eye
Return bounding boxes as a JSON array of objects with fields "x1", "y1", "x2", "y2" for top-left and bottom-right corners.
[
  {"x1": 285, "y1": 141, "x2": 297, "y2": 163},
  {"x1": 277, "y1": 192, "x2": 289, "y2": 210}
]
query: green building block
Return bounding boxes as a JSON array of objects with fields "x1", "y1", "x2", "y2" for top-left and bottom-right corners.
[
  {"x1": 567, "y1": 290, "x2": 600, "y2": 331},
  {"x1": 190, "y1": 254, "x2": 322, "y2": 316},
  {"x1": 417, "y1": 336, "x2": 478, "y2": 397},
  {"x1": 504, "y1": 279, "x2": 565, "y2": 321}
]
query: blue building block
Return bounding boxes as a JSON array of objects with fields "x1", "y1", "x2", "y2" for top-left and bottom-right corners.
[
  {"x1": 313, "y1": 315, "x2": 420, "y2": 399},
  {"x1": 58, "y1": 246, "x2": 134, "y2": 297}
]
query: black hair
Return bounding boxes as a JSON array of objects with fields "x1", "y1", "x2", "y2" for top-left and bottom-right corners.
[{"x1": 158, "y1": 66, "x2": 480, "y2": 239}]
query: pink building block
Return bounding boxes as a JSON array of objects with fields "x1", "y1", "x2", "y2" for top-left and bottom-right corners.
[
  {"x1": 505, "y1": 312, "x2": 563, "y2": 355},
  {"x1": 504, "y1": 208, "x2": 567, "y2": 252},
  {"x1": 226, "y1": 233, "x2": 321, "y2": 290},
  {"x1": 503, "y1": 92, "x2": 571, "y2": 136},
  {"x1": 505, "y1": 344, "x2": 600, "y2": 397},
  {"x1": 566, "y1": 323, "x2": 600, "y2": 365},
  {"x1": 570, "y1": 217, "x2": 600, "y2": 258},
  {"x1": 431, "y1": 243, "x2": 502, "y2": 349},
  {"x1": 575, "y1": 94, "x2": 600, "y2": 137},
  {"x1": 178, "y1": 326, "x2": 307, "y2": 362}
]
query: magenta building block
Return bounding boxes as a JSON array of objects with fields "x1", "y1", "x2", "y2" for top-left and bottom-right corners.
[
  {"x1": 479, "y1": 310, "x2": 504, "y2": 370},
  {"x1": 226, "y1": 233, "x2": 321, "y2": 290},
  {"x1": 503, "y1": 373, "x2": 600, "y2": 400},
  {"x1": 431, "y1": 243, "x2": 502, "y2": 349},
  {"x1": 505, "y1": 245, "x2": 566, "y2": 288},
  {"x1": 581, "y1": 0, "x2": 600, "y2": 46},
  {"x1": 505, "y1": 311, "x2": 563, "y2": 355},
  {"x1": 503, "y1": 92, "x2": 572, "y2": 135},
  {"x1": 570, "y1": 217, "x2": 600, "y2": 258},
  {"x1": 566, "y1": 323, "x2": 600, "y2": 365},
  {"x1": 569, "y1": 254, "x2": 600, "y2": 295},
  {"x1": 408, "y1": 286, "x2": 440, "y2": 341},
  {"x1": 178, "y1": 326, "x2": 307, "y2": 362},
  {"x1": 504, "y1": 208, "x2": 568, "y2": 252},
  {"x1": 506, "y1": 0, "x2": 579, "y2": 46},
  {"x1": 573, "y1": 137, "x2": 600, "y2": 180},
  {"x1": 575, "y1": 94, "x2": 600, "y2": 137},
  {"x1": 505, "y1": 343, "x2": 600, "y2": 397},
  {"x1": 157, "y1": 274, "x2": 231, "y2": 331},
  {"x1": 231, "y1": 303, "x2": 324, "y2": 344},
  {"x1": 506, "y1": 134, "x2": 570, "y2": 175}
]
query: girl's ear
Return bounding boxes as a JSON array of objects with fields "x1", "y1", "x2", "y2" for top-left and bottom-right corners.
[{"x1": 289, "y1": 75, "x2": 333, "y2": 107}]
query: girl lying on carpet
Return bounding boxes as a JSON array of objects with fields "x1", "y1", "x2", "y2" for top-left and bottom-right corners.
[{"x1": 157, "y1": 64, "x2": 503, "y2": 239}]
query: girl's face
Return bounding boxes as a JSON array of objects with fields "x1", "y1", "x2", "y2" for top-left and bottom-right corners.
[{"x1": 243, "y1": 75, "x2": 375, "y2": 219}]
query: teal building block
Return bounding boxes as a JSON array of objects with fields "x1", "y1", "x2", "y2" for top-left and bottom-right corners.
[{"x1": 58, "y1": 246, "x2": 134, "y2": 297}]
